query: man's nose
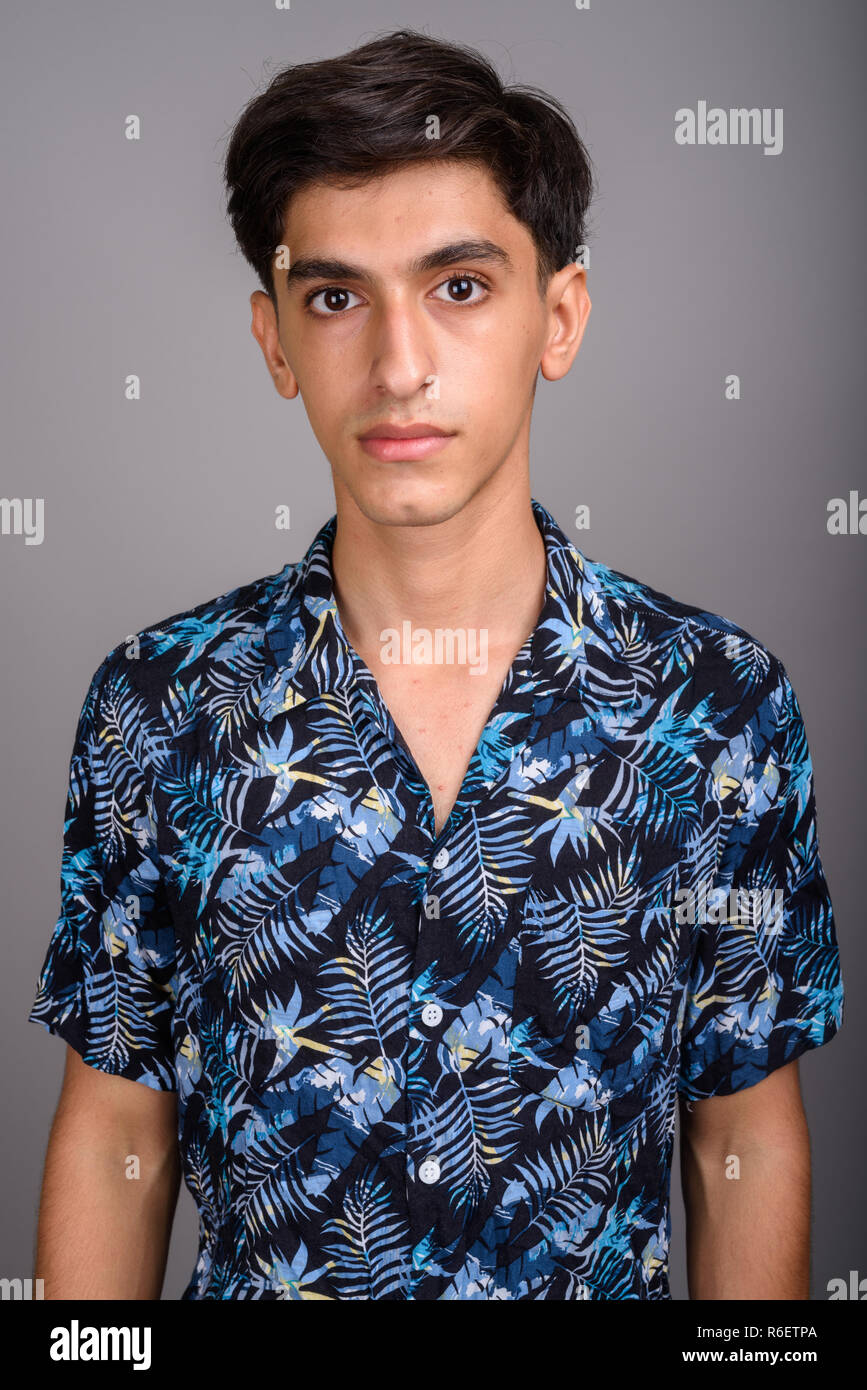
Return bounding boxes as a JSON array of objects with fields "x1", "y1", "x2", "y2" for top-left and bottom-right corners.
[{"x1": 367, "y1": 299, "x2": 436, "y2": 399}]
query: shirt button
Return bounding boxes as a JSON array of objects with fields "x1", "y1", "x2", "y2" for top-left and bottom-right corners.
[
  {"x1": 418, "y1": 1157, "x2": 441, "y2": 1184},
  {"x1": 421, "y1": 1003, "x2": 443, "y2": 1028},
  {"x1": 432, "y1": 847, "x2": 449, "y2": 869}
]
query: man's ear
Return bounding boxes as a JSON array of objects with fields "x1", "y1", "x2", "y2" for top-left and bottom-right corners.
[
  {"x1": 249, "y1": 290, "x2": 301, "y2": 400},
  {"x1": 539, "y1": 265, "x2": 591, "y2": 382}
]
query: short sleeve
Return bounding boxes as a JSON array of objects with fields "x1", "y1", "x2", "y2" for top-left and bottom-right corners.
[
  {"x1": 677, "y1": 658, "x2": 844, "y2": 1100},
  {"x1": 28, "y1": 656, "x2": 177, "y2": 1091}
]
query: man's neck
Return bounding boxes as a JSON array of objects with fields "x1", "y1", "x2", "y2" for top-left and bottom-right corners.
[{"x1": 330, "y1": 482, "x2": 548, "y2": 673}]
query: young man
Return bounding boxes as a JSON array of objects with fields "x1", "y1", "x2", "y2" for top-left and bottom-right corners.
[{"x1": 29, "y1": 29, "x2": 843, "y2": 1301}]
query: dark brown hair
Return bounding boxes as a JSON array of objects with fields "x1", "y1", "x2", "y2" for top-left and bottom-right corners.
[{"x1": 223, "y1": 29, "x2": 595, "y2": 304}]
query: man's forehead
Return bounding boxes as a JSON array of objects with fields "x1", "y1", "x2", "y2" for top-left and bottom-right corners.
[{"x1": 280, "y1": 161, "x2": 528, "y2": 255}]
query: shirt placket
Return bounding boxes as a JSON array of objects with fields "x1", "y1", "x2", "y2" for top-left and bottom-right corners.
[
  {"x1": 348, "y1": 648, "x2": 541, "y2": 1298},
  {"x1": 406, "y1": 835, "x2": 476, "y2": 1297}
]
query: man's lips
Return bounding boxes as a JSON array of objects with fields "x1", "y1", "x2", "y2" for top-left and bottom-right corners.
[
  {"x1": 357, "y1": 423, "x2": 456, "y2": 462},
  {"x1": 359, "y1": 423, "x2": 452, "y2": 439}
]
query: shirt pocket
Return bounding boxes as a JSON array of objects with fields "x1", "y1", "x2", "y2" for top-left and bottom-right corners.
[{"x1": 508, "y1": 904, "x2": 680, "y2": 1109}]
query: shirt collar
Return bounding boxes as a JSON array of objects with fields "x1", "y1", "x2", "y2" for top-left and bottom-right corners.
[{"x1": 259, "y1": 498, "x2": 643, "y2": 722}]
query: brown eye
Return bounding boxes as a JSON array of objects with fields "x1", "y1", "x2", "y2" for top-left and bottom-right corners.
[
  {"x1": 448, "y1": 277, "x2": 474, "y2": 301},
  {"x1": 431, "y1": 272, "x2": 490, "y2": 306},
  {"x1": 305, "y1": 286, "x2": 362, "y2": 316}
]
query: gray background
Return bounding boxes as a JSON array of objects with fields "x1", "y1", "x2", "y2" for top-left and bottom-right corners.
[{"x1": 3, "y1": 0, "x2": 863, "y2": 1300}]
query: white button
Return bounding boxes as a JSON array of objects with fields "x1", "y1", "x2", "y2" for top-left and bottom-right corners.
[
  {"x1": 418, "y1": 1157, "x2": 441, "y2": 1184},
  {"x1": 421, "y1": 1003, "x2": 443, "y2": 1028},
  {"x1": 432, "y1": 847, "x2": 449, "y2": 869}
]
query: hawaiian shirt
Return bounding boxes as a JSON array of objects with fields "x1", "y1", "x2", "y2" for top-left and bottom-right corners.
[{"x1": 28, "y1": 498, "x2": 844, "y2": 1300}]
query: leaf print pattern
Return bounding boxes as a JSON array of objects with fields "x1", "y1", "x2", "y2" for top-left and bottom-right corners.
[{"x1": 28, "y1": 499, "x2": 844, "y2": 1298}]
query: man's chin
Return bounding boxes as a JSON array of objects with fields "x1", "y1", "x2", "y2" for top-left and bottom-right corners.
[{"x1": 336, "y1": 464, "x2": 474, "y2": 529}]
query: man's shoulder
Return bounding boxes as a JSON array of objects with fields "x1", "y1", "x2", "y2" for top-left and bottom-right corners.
[
  {"x1": 86, "y1": 560, "x2": 302, "y2": 711},
  {"x1": 590, "y1": 550, "x2": 780, "y2": 661},
  {"x1": 586, "y1": 550, "x2": 795, "y2": 731}
]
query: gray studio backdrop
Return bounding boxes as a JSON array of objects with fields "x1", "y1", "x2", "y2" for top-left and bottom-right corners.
[{"x1": 3, "y1": 0, "x2": 863, "y2": 1300}]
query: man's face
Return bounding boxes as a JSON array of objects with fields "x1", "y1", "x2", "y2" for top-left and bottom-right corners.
[{"x1": 250, "y1": 159, "x2": 589, "y2": 527}]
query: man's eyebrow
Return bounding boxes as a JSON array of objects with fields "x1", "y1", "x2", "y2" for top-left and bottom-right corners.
[
  {"x1": 284, "y1": 239, "x2": 513, "y2": 290},
  {"x1": 410, "y1": 239, "x2": 513, "y2": 275}
]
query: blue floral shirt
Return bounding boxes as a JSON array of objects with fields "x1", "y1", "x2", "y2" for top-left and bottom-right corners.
[{"x1": 29, "y1": 499, "x2": 844, "y2": 1299}]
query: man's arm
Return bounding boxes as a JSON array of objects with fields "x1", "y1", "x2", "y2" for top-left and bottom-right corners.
[
  {"x1": 34, "y1": 1045, "x2": 181, "y2": 1300},
  {"x1": 679, "y1": 1058, "x2": 811, "y2": 1299}
]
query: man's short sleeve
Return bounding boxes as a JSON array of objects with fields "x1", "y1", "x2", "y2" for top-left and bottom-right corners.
[
  {"x1": 28, "y1": 656, "x2": 177, "y2": 1091},
  {"x1": 677, "y1": 657, "x2": 844, "y2": 1100}
]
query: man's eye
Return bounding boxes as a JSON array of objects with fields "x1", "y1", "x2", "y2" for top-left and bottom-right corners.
[
  {"x1": 305, "y1": 287, "x2": 364, "y2": 316},
  {"x1": 430, "y1": 273, "x2": 490, "y2": 305},
  {"x1": 304, "y1": 273, "x2": 491, "y2": 316}
]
